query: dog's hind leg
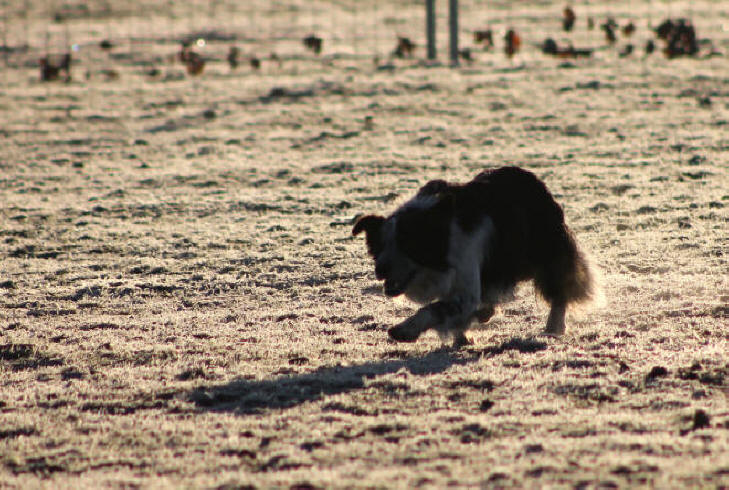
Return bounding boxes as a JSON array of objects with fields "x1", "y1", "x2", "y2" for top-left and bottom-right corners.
[{"x1": 543, "y1": 302, "x2": 567, "y2": 336}]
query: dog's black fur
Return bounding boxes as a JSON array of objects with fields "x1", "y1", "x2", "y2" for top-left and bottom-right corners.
[{"x1": 353, "y1": 166, "x2": 598, "y2": 346}]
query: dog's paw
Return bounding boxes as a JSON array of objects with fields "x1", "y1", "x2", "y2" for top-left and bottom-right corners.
[
  {"x1": 452, "y1": 332, "x2": 473, "y2": 348},
  {"x1": 388, "y1": 322, "x2": 421, "y2": 343},
  {"x1": 540, "y1": 328, "x2": 564, "y2": 338}
]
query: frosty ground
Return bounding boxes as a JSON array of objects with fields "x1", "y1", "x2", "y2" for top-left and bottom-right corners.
[{"x1": 1, "y1": 1, "x2": 728, "y2": 488}]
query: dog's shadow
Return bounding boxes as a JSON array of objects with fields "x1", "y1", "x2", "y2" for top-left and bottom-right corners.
[{"x1": 187, "y1": 337, "x2": 546, "y2": 414}]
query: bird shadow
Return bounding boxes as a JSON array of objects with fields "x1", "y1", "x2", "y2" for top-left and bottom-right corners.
[{"x1": 187, "y1": 336, "x2": 546, "y2": 415}]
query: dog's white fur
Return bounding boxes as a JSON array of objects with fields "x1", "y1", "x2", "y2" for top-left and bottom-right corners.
[{"x1": 409, "y1": 214, "x2": 492, "y2": 345}]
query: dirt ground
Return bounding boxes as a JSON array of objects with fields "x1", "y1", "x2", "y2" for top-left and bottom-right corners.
[{"x1": 1, "y1": 1, "x2": 728, "y2": 488}]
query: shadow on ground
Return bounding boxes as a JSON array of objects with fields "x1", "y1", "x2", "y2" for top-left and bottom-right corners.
[{"x1": 188, "y1": 337, "x2": 546, "y2": 414}]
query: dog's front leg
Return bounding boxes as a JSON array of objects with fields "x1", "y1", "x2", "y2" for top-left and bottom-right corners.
[
  {"x1": 388, "y1": 298, "x2": 477, "y2": 345},
  {"x1": 387, "y1": 307, "x2": 434, "y2": 343}
]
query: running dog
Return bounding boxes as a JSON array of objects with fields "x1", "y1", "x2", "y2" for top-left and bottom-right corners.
[{"x1": 352, "y1": 166, "x2": 599, "y2": 347}]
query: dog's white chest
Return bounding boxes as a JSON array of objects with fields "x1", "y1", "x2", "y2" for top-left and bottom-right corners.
[{"x1": 404, "y1": 269, "x2": 455, "y2": 304}]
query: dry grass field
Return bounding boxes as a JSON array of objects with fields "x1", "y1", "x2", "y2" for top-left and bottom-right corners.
[{"x1": 1, "y1": 1, "x2": 729, "y2": 488}]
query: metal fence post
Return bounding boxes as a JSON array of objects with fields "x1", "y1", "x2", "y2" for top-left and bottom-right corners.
[
  {"x1": 426, "y1": 0, "x2": 436, "y2": 60},
  {"x1": 449, "y1": 0, "x2": 458, "y2": 66}
]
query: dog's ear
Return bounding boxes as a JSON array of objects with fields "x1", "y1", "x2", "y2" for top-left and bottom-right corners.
[
  {"x1": 352, "y1": 215, "x2": 386, "y2": 256},
  {"x1": 352, "y1": 214, "x2": 385, "y2": 236}
]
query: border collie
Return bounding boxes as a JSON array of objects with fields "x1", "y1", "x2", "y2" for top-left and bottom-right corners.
[{"x1": 353, "y1": 166, "x2": 599, "y2": 347}]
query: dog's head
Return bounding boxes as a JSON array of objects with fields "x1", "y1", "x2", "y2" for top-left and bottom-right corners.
[{"x1": 353, "y1": 182, "x2": 453, "y2": 297}]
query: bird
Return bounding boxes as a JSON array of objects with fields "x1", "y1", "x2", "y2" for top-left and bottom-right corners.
[
  {"x1": 622, "y1": 22, "x2": 636, "y2": 37},
  {"x1": 563, "y1": 6, "x2": 576, "y2": 32},
  {"x1": 645, "y1": 39, "x2": 655, "y2": 55},
  {"x1": 185, "y1": 54, "x2": 205, "y2": 75},
  {"x1": 179, "y1": 43, "x2": 205, "y2": 76},
  {"x1": 227, "y1": 46, "x2": 240, "y2": 69},
  {"x1": 473, "y1": 29, "x2": 494, "y2": 50},
  {"x1": 39, "y1": 53, "x2": 71, "y2": 82},
  {"x1": 504, "y1": 29, "x2": 521, "y2": 58},
  {"x1": 601, "y1": 19, "x2": 617, "y2": 44},
  {"x1": 541, "y1": 38, "x2": 559, "y2": 55},
  {"x1": 249, "y1": 56, "x2": 261, "y2": 70},
  {"x1": 303, "y1": 34, "x2": 323, "y2": 55},
  {"x1": 459, "y1": 47, "x2": 474, "y2": 63},
  {"x1": 394, "y1": 36, "x2": 415, "y2": 58}
]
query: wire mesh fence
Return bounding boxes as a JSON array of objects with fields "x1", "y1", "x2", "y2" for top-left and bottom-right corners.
[{"x1": 1, "y1": 1, "x2": 725, "y2": 88}]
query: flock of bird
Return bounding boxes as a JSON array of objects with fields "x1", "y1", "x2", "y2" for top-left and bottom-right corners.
[
  {"x1": 38, "y1": 6, "x2": 718, "y2": 83},
  {"x1": 472, "y1": 7, "x2": 715, "y2": 61}
]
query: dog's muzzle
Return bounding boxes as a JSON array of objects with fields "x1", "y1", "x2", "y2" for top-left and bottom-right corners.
[{"x1": 383, "y1": 271, "x2": 416, "y2": 297}]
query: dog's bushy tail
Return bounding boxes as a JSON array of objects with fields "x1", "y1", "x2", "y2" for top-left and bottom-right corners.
[
  {"x1": 535, "y1": 225, "x2": 602, "y2": 308},
  {"x1": 563, "y1": 228, "x2": 602, "y2": 306}
]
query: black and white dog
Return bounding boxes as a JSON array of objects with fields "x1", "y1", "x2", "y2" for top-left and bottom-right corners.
[{"x1": 353, "y1": 166, "x2": 598, "y2": 347}]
